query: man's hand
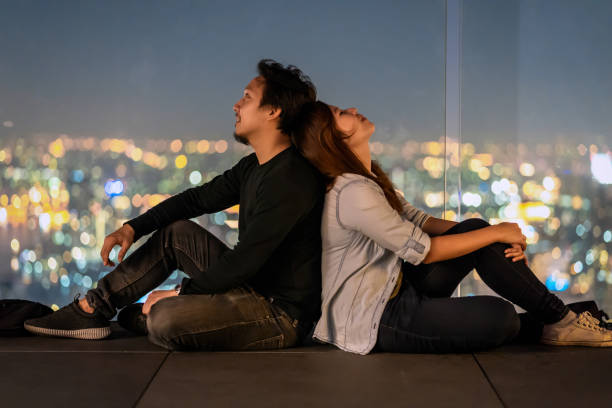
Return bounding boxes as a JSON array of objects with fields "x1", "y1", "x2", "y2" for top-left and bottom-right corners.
[
  {"x1": 504, "y1": 243, "x2": 528, "y2": 265},
  {"x1": 142, "y1": 289, "x2": 178, "y2": 315},
  {"x1": 100, "y1": 224, "x2": 136, "y2": 267}
]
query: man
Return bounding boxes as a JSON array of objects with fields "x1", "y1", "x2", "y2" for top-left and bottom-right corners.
[{"x1": 24, "y1": 60, "x2": 325, "y2": 351}]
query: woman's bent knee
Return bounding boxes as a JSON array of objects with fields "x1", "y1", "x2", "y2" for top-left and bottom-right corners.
[{"x1": 458, "y1": 218, "x2": 490, "y2": 231}]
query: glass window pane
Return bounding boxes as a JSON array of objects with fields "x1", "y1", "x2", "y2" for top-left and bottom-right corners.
[
  {"x1": 0, "y1": 1, "x2": 445, "y2": 309},
  {"x1": 460, "y1": 0, "x2": 612, "y2": 312}
]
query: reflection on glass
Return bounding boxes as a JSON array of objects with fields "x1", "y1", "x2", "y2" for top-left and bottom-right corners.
[
  {"x1": 0, "y1": 1, "x2": 446, "y2": 310},
  {"x1": 460, "y1": 0, "x2": 612, "y2": 311}
]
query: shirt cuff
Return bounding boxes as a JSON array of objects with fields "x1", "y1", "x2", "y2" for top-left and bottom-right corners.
[
  {"x1": 123, "y1": 219, "x2": 145, "y2": 242},
  {"x1": 178, "y1": 277, "x2": 201, "y2": 295}
]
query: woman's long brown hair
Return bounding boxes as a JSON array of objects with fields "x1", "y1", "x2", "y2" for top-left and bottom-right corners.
[{"x1": 292, "y1": 101, "x2": 403, "y2": 214}]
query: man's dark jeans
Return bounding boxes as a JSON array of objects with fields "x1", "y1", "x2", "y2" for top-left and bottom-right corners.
[
  {"x1": 376, "y1": 218, "x2": 570, "y2": 353},
  {"x1": 84, "y1": 220, "x2": 299, "y2": 351}
]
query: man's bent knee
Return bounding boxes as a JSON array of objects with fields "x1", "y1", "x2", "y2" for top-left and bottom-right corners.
[
  {"x1": 145, "y1": 300, "x2": 185, "y2": 349},
  {"x1": 159, "y1": 219, "x2": 201, "y2": 236}
]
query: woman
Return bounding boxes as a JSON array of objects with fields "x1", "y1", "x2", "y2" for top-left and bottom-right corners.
[{"x1": 292, "y1": 101, "x2": 612, "y2": 355}]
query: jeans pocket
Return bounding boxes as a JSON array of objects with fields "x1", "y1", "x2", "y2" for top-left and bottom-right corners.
[
  {"x1": 244, "y1": 334, "x2": 285, "y2": 350},
  {"x1": 268, "y1": 304, "x2": 300, "y2": 346}
]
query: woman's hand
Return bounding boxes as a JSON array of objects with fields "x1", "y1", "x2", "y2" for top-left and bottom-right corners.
[
  {"x1": 504, "y1": 243, "x2": 528, "y2": 265},
  {"x1": 142, "y1": 289, "x2": 178, "y2": 315},
  {"x1": 493, "y1": 222, "x2": 527, "y2": 250}
]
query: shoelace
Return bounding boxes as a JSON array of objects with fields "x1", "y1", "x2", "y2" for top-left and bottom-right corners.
[
  {"x1": 590, "y1": 309, "x2": 611, "y2": 328},
  {"x1": 577, "y1": 311, "x2": 607, "y2": 333},
  {"x1": 592, "y1": 309, "x2": 610, "y2": 321}
]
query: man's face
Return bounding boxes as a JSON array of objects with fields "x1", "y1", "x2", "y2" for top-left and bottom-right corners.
[{"x1": 233, "y1": 76, "x2": 268, "y2": 145}]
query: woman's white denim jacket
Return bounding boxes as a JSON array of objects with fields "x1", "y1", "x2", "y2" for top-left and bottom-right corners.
[{"x1": 313, "y1": 173, "x2": 432, "y2": 355}]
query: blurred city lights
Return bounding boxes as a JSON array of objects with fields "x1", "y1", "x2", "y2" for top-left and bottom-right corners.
[
  {"x1": 462, "y1": 192, "x2": 482, "y2": 207},
  {"x1": 104, "y1": 179, "x2": 124, "y2": 197},
  {"x1": 175, "y1": 155, "x2": 188, "y2": 169},
  {"x1": 519, "y1": 162, "x2": 535, "y2": 177},
  {"x1": 189, "y1": 170, "x2": 202, "y2": 185},
  {"x1": 0, "y1": 134, "x2": 610, "y2": 308},
  {"x1": 591, "y1": 153, "x2": 612, "y2": 184}
]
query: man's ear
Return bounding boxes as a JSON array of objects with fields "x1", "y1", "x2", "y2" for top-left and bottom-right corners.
[{"x1": 266, "y1": 106, "x2": 282, "y2": 122}]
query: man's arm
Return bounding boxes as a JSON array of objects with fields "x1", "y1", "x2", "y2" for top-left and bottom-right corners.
[
  {"x1": 125, "y1": 155, "x2": 252, "y2": 241},
  {"x1": 179, "y1": 173, "x2": 320, "y2": 295}
]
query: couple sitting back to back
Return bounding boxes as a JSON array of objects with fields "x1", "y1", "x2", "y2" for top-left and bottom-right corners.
[{"x1": 25, "y1": 59, "x2": 612, "y2": 352}]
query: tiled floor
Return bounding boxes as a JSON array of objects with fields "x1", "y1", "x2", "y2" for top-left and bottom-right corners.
[{"x1": 1, "y1": 322, "x2": 610, "y2": 408}]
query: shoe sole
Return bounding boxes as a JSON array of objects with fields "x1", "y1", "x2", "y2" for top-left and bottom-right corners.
[
  {"x1": 540, "y1": 338, "x2": 612, "y2": 347},
  {"x1": 23, "y1": 323, "x2": 111, "y2": 340}
]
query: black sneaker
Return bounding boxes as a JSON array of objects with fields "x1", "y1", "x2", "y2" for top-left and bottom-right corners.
[
  {"x1": 23, "y1": 293, "x2": 111, "y2": 340},
  {"x1": 117, "y1": 303, "x2": 148, "y2": 336}
]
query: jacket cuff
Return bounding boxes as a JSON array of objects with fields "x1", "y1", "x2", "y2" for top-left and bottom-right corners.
[
  {"x1": 399, "y1": 232, "x2": 431, "y2": 265},
  {"x1": 419, "y1": 214, "x2": 432, "y2": 229}
]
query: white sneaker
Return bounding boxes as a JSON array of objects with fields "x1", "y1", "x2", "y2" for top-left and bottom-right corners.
[{"x1": 540, "y1": 309, "x2": 612, "y2": 347}]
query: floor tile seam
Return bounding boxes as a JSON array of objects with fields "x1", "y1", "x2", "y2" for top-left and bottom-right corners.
[
  {"x1": 0, "y1": 350, "x2": 168, "y2": 354},
  {"x1": 133, "y1": 351, "x2": 171, "y2": 408},
  {"x1": 0, "y1": 349, "x2": 341, "y2": 354},
  {"x1": 167, "y1": 350, "x2": 337, "y2": 355},
  {"x1": 472, "y1": 353, "x2": 508, "y2": 408}
]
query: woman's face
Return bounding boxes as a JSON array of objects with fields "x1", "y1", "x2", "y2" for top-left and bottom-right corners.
[{"x1": 329, "y1": 105, "x2": 375, "y2": 148}]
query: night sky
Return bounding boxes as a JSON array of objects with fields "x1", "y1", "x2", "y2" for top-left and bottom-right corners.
[{"x1": 0, "y1": 0, "x2": 610, "y2": 144}]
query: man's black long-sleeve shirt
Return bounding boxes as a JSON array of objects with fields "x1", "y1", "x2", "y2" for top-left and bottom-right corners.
[{"x1": 125, "y1": 146, "x2": 325, "y2": 326}]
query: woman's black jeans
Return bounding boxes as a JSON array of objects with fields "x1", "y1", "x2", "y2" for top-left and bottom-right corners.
[
  {"x1": 83, "y1": 220, "x2": 299, "y2": 351},
  {"x1": 376, "y1": 218, "x2": 570, "y2": 353}
]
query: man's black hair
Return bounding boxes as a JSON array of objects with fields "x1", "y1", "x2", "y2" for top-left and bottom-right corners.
[{"x1": 257, "y1": 59, "x2": 317, "y2": 137}]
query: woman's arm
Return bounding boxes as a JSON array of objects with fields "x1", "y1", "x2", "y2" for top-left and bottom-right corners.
[
  {"x1": 339, "y1": 181, "x2": 432, "y2": 265},
  {"x1": 422, "y1": 222, "x2": 526, "y2": 264},
  {"x1": 422, "y1": 216, "x2": 458, "y2": 236},
  {"x1": 422, "y1": 226, "x2": 498, "y2": 264},
  {"x1": 339, "y1": 180, "x2": 524, "y2": 266}
]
